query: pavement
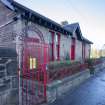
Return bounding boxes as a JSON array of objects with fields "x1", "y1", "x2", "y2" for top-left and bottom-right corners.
[{"x1": 48, "y1": 69, "x2": 105, "y2": 105}]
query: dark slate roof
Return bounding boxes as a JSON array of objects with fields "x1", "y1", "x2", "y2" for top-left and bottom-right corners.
[
  {"x1": 11, "y1": 0, "x2": 72, "y2": 35},
  {"x1": 1, "y1": 0, "x2": 93, "y2": 44},
  {"x1": 83, "y1": 37, "x2": 93, "y2": 44},
  {"x1": 63, "y1": 23, "x2": 79, "y2": 33},
  {"x1": 63, "y1": 23, "x2": 83, "y2": 41},
  {"x1": 1, "y1": 0, "x2": 72, "y2": 35},
  {"x1": 1, "y1": 0, "x2": 14, "y2": 10},
  {"x1": 63, "y1": 23, "x2": 93, "y2": 44}
]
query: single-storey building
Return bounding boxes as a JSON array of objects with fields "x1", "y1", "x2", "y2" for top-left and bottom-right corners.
[
  {"x1": 0, "y1": 0, "x2": 93, "y2": 65},
  {"x1": 0, "y1": 0, "x2": 93, "y2": 105},
  {"x1": 63, "y1": 23, "x2": 93, "y2": 61}
]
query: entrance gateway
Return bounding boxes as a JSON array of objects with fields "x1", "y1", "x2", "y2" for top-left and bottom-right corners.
[{"x1": 21, "y1": 38, "x2": 49, "y2": 105}]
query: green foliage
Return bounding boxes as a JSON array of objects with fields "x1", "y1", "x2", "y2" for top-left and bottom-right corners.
[
  {"x1": 65, "y1": 53, "x2": 70, "y2": 60},
  {"x1": 47, "y1": 60, "x2": 80, "y2": 71},
  {"x1": 89, "y1": 66, "x2": 95, "y2": 74},
  {"x1": 85, "y1": 58, "x2": 102, "y2": 75},
  {"x1": 85, "y1": 58, "x2": 94, "y2": 66},
  {"x1": 85, "y1": 58, "x2": 95, "y2": 74}
]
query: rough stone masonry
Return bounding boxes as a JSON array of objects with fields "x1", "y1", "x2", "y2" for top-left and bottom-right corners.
[{"x1": 0, "y1": 48, "x2": 18, "y2": 105}]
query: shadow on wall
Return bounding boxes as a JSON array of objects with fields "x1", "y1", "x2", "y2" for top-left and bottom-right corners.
[{"x1": 0, "y1": 48, "x2": 18, "y2": 105}]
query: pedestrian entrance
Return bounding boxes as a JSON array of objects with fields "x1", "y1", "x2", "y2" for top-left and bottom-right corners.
[{"x1": 21, "y1": 38, "x2": 49, "y2": 105}]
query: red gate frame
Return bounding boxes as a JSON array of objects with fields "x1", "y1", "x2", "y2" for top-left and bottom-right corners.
[{"x1": 21, "y1": 38, "x2": 49, "y2": 105}]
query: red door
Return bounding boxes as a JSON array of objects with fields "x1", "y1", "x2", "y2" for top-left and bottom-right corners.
[
  {"x1": 71, "y1": 45, "x2": 75, "y2": 60},
  {"x1": 71, "y1": 38, "x2": 75, "y2": 60}
]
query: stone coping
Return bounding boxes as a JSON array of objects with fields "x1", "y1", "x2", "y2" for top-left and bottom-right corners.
[{"x1": 47, "y1": 69, "x2": 89, "y2": 89}]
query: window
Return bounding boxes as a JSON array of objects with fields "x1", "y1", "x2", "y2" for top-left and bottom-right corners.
[
  {"x1": 55, "y1": 34, "x2": 58, "y2": 44},
  {"x1": 29, "y1": 57, "x2": 37, "y2": 69}
]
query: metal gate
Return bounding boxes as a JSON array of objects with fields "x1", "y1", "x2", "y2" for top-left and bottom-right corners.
[{"x1": 21, "y1": 39, "x2": 49, "y2": 105}]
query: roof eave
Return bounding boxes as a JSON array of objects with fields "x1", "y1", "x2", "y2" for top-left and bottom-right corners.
[
  {"x1": 12, "y1": 1, "x2": 72, "y2": 36},
  {"x1": 83, "y1": 39, "x2": 93, "y2": 44},
  {"x1": 1, "y1": 0, "x2": 15, "y2": 10}
]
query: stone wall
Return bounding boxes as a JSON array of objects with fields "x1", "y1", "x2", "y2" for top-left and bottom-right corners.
[
  {"x1": 0, "y1": 1, "x2": 91, "y2": 62},
  {"x1": 46, "y1": 60, "x2": 105, "y2": 103},
  {"x1": 85, "y1": 44, "x2": 91, "y2": 59},
  {"x1": 93, "y1": 60, "x2": 105, "y2": 73},
  {"x1": 0, "y1": 2, "x2": 16, "y2": 49},
  {"x1": 75, "y1": 40, "x2": 82, "y2": 61},
  {"x1": 46, "y1": 69, "x2": 90, "y2": 103},
  {"x1": 0, "y1": 48, "x2": 18, "y2": 105},
  {"x1": 0, "y1": 1, "x2": 15, "y2": 26}
]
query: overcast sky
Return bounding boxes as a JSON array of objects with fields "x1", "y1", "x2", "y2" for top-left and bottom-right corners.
[{"x1": 15, "y1": 0, "x2": 105, "y2": 49}]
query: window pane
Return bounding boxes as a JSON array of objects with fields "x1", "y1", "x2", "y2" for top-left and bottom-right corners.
[
  {"x1": 33, "y1": 58, "x2": 36, "y2": 69},
  {"x1": 29, "y1": 57, "x2": 37, "y2": 69},
  {"x1": 30, "y1": 57, "x2": 33, "y2": 69},
  {"x1": 55, "y1": 35, "x2": 58, "y2": 44}
]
